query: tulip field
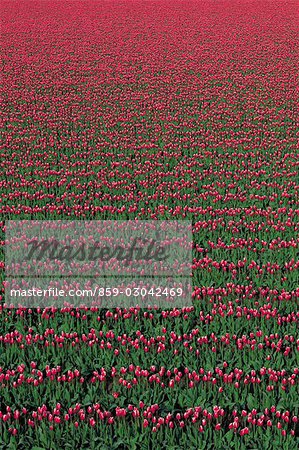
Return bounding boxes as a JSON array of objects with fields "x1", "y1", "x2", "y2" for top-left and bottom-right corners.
[{"x1": 1, "y1": 0, "x2": 298, "y2": 449}]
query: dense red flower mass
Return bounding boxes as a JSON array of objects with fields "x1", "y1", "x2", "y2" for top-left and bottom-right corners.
[{"x1": 0, "y1": 0, "x2": 298, "y2": 448}]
